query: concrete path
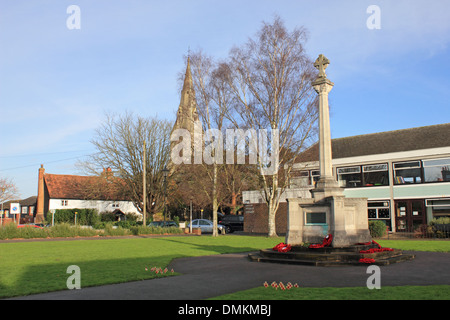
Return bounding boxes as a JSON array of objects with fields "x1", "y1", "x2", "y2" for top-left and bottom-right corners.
[{"x1": 8, "y1": 250, "x2": 450, "y2": 300}]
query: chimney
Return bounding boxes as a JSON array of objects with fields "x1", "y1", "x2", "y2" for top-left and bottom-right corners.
[{"x1": 35, "y1": 164, "x2": 45, "y2": 223}]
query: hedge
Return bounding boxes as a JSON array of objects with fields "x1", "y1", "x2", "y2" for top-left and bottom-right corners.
[{"x1": 45, "y1": 208, "x2": 100, "y2": 226}]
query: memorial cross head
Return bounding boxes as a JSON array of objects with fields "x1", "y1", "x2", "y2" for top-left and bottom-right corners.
[{"x1": 314, "y1": 54, "x2": 330, "y2": 79}]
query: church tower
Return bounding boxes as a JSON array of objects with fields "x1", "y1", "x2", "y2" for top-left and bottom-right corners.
[
  {"x1": 169, "y1": 57, "x2": 201, "y2": 171},
  {"x1": 172, "y1": 57, "x2": 199, "y2": 134}
]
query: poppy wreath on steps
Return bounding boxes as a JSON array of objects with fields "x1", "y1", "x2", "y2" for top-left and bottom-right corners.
[
  {"x1": 360, "y1": 247, "x2": 394, "y2": 254},
  {"x1": 359, "y1": 258, "x2": 376, "y2": 264},
  {"x1": 308, "y1": 234, "x2": 333, "y2": 249},
  {"x1": 358, "y1": 240, "x2": 393, "y2": 263},
  {"x1": 359, "y1": 240, "x2": 393, "y2": 254},
  {"x1": 273, "y1": 242, "x2": 292, "y2": 253}
]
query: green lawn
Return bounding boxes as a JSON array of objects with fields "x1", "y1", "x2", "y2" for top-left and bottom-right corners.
[
  {"x1": 377, "y1": 239, "x2": 450, "y2": 252},
  {"x1": 0, "y1": 236, "x2": 448, "y2": 299},
  {"x1": 210, "y1": 285, "x2": 450, "y2": 300},
  {"x1": 0, "y1": 235, "x2": 283, "y2": 298}
]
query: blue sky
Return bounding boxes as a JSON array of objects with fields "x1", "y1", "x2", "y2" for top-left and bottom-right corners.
[{"x1": 1, "y1": 0, "x2": 450, "y2": 198}]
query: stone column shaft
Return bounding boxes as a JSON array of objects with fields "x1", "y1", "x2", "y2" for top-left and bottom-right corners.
[{"x1": 313, "y1": 80, "x2": 334, "y2": 180}]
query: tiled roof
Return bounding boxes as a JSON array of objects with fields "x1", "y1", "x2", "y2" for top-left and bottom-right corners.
[
  {"x1": 44, "y1": 173, "x2": 129, "y2": 201},
  {"x1": 2, "y1": 196, "x2": 37, "y2": 208},
  {"x1": 296, "y1": 123, "x2": 450, "y2": 163}
]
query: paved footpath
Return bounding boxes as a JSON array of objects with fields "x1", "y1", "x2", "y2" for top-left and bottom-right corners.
[{"x1": 9, "y1": 250, "x2": 450, "y2": 300}]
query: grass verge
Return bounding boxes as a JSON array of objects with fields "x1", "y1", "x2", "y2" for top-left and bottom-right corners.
[{"x1": 209, "y1": 285, "x2": 450, "y2": 300}]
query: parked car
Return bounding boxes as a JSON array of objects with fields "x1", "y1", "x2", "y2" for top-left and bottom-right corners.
[
  {"x1": 187, "y1": 219, "x2": 225, "y2": 234},
  {"x1": 148, "y1": 221, "x2": 179, "y2": 228},
  {"x1": 218, "y1": 215, "x2": 244, "y2": 233}
]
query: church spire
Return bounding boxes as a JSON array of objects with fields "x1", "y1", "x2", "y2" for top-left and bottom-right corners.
[{"x1": 173, "y1": 56, "x2": 199, "y2": 134}]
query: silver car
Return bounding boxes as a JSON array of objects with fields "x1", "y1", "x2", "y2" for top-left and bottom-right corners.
[{"x1": 188, "y1": 219, "x2": 226, "y2": 234}]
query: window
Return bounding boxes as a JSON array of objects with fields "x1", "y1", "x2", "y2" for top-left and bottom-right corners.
[
  {"x1": 61, "y1": 200, "x2": 68, "y2": 206},
  {"x1": 363, "y1": 163, "x2": 389, "y2": 186},
  {"x1": 394, "y1": 161, "x2": 422, "y2": 184},
  {"x1": 426, "y1": 199, "x2": 450, "y2": 218},
  {"x1": 423, "y1": 158, "x2": 450, "y2": 183},
  {"x1": 290, "y1": 171, "x2": 309, "y2": 187},
  {"x1": 368, "y1": 201, "x2": 390, "y2": 220},
  {"x1": 112, "y1": 203, "x2": 120, "y2": 208},
  {"x1": 21, "y1": 206, "x2": 28, "y2": 214},
  {"x1": 290, "y1": 170, "x2": 320, "y2": 187},
  {"x1": 337, "y1": 166, "x2": 361, "y2": 187},
  {"x1": 310, "y1": 170, "x2": 320, "y2": 186}
]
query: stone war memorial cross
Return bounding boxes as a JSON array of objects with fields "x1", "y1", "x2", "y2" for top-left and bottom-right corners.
[
  {"x1": 249, "y1": 55, "x2": 414, "y2": 265},
  {"x1": 285, "y1": 54, "x2": 372, "y2": 248}
]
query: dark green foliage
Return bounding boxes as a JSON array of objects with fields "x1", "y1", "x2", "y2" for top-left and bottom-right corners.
[
  {"x1": 369, "y1": 220, "x2": 387, "y2": 238},
  {"x1": 45, "y1": 208, "x2": 100, "y2": 226}
]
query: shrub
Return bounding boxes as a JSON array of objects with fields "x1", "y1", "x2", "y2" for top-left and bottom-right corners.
[
  {"x1": 429, "y1": 217, "x2": 450, "y2": 226},
  {"x1": 99, "y1": 212, "x2": 116, "y2": 222},
  {"x1": 0, "y1": 224, "x2": 48, "y2": 240},
  {"x1": 48, "y1": 223, "x2": 98, "y2": 238},
  {"x1": 116, "y1": 220, "x2": 138, "y2": 229},
  {"x1": 428, "y1": 217, "x2": 450, "y2": 238},
  {"x1": 369, "y1": 220, "x2": 387, "y2": 238},
  {"x1": 130, "y1": 225, "x2": 182, "y2": 236},
  {"x1": 0, "y1": 223, "x2": 99, "y2": 239},
  {"x1": 102, "y1": 223, "x2": 131, "y2": 236}
]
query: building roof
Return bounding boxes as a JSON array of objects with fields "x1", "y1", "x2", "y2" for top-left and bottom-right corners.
[
  {"x1": 44, "y1": 173, "x2": 129, "y2": 201},
  {"x1": 296, "y1": 123, "x2": 450, "y2": 163},
  {"x1": 2, "y1": 196, "x2": 37, "y2": 208}
]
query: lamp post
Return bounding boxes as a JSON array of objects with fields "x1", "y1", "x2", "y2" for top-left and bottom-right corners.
[
  {"x1": 162, "y1": 166, "x2": 169, "y2": 223},
  {"x1": 190, "y1": 197, "x2": 193, "y2": 234},
  {"x1": 143, "y1": 140, "x2": 147, "y2": 226}
]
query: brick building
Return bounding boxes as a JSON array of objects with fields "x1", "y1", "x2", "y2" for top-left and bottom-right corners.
[{"x1": 35, "y1": 165, "x2": 140, "y2": 223}]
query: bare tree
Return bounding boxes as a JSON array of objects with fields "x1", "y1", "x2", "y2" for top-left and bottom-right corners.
[
  {"x1": 0, "y1": 177, "x2": 20, "y2": 204},
  {"x1": 78, "y1": 112, "x2": 171, "y2": 222},
  {"x1": 186, "y1": 51, "x2": 230, "y2": 236},
  {"x1": 224, "y1": 16, "x2": 319, "y2": 237}
]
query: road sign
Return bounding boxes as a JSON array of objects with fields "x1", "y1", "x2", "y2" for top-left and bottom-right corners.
[{"x1": 10, "y1": 203, "x2": 20, "y2": 214}]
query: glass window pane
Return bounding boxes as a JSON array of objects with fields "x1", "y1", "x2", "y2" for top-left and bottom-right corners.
[
  {"x1": 338, "y1": 172, "x2": 362, "y2": 187},
  {"x1": 364, "y1": 170, "x2": 389, "y2": 186},
  {"x1": 378, "y1": 209, "x2": 390, "y2": 218},
  {"x1": 423, "y1": 158, "x2": 450, "y2": 167},
  {"x1": 363, "y1": 164, "x2": 388, "y2": 172},
  {"x1": 423, "y1": 158, "x2": 450, "y2": 182},
  {"x1": 394, "y1": 168, "x2": 422, "y2": 184},
  {"x1": 394, "y1": 161, "x2": 421, "y2": 169},
  {"x1": 337, "y1": 166, "x2": 360, "y2": 174},
  {"x1": 310, "y1": 171, "x2": 320, "y2": 185}
]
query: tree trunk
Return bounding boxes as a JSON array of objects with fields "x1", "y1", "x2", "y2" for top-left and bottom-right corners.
[
  {"x1": 267, "y1": 200, "x2": 278, "y2": 237},
  {"x1": 212, "y1": 163, "x2": 219, "y2": 237}
]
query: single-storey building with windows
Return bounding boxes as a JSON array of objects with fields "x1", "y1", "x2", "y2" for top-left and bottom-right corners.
[
  {"x1": 1, "y1": 196, "x2": 37, "y2": 224},
  {"x1": 243, "y1": 123, "x2": 450, "y2": 234}
]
